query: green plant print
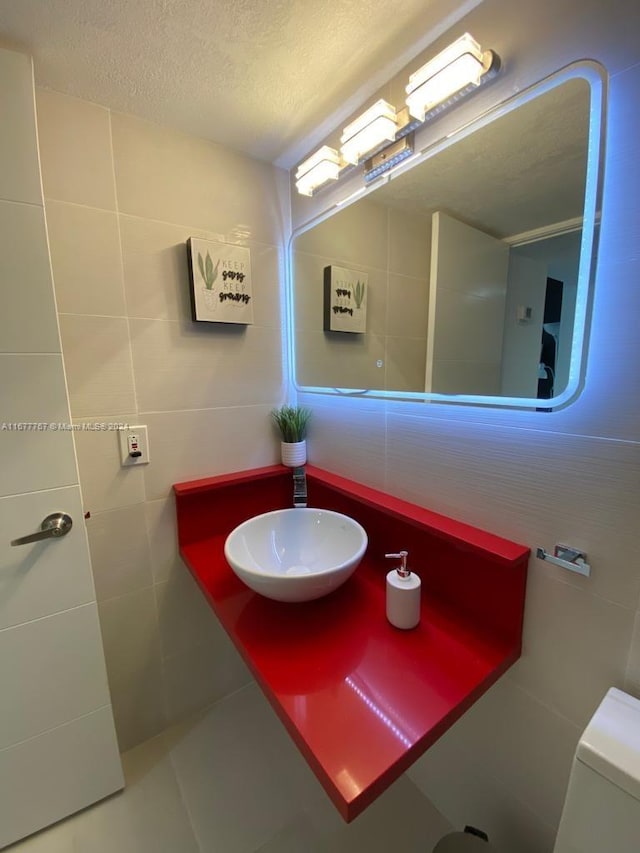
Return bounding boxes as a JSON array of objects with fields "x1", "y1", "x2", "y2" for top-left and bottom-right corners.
[
  {"x1": 353, "y1": 279, "x2": 365, "y2": 309},
  {"x1": 197, "y1": 252, "x2": 220, "y2": 290}
]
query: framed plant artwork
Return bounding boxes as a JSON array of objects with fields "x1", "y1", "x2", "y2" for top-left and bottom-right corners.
[
  {"x1": 323, "y1": 265, "x2": 368, "y2": 333},
  {"x1": 187, "y1": 238, "x2": 253, "y2": 324}
]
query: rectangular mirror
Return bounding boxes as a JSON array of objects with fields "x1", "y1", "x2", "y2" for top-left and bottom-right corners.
[{"x1": 290, "y1": 65, "x2": 604, "y2": 409}]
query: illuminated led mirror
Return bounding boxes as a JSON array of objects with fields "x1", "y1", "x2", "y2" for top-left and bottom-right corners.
[{"x1": 289, "y1": 64, "x2": 604, "y2": 409}]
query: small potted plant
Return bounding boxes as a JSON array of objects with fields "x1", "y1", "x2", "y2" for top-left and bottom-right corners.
[{"x1": 272, "y1": 405, "x2": 312, "y2": 467}]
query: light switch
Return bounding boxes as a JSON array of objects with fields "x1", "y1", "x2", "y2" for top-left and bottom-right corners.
[{"x1": 118, "y1": 425, "x2": 150, "y2": 466}]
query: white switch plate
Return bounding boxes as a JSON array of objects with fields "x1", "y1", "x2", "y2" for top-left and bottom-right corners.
[{"x1": 118, "y1": 425, "x2": 150, "y2": 466}]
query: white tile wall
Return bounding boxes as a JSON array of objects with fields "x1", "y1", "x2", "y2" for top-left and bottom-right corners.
[
  {"x1": 129, "y1": 319, "x2": 283, "y2": 412},
  {"x1": 36, "y1": 90, "x2": 117, "y2": 210},
  {"x1": 142, "y1": 406, "x2": 279, "y2": 501},
  {"x1": 110, "y1": 111, "x2": 284, "y2": 245},
  {"x1": 296, "y1": 0, "x2": 640, "y2": 846},
  {"x1": 46, "y1": 201, "x2": 127, "y2": 316},
  {"x1": 58, "y1": 315, "x2": 138, "y2": 418},
  {"x1": 87, "y1": 503, "x2": 154, "y2": 602},
  {"x1": 37, "y1": 87, "x2": 288, "y2": 754}
]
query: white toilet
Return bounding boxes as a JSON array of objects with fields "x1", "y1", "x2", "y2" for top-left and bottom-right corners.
[
  {"x1": 553, "y1": 687, "x2": 640, "y2": 852},
  {"x1": 435, "y1": 687, "x2": 640, "y2": 852}
]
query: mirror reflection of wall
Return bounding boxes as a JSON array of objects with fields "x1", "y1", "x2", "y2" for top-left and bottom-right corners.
[{"x1": 292, "y1": 74, "x2": 596, "y2": 405}]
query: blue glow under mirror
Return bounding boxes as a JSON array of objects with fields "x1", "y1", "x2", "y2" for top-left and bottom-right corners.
[{"x1": 288, "y1": 63, "x2": 605, "y2": 410}]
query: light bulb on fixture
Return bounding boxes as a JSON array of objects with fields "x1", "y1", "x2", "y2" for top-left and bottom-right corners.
[
  {"x1": 340, "y1": 99, "x2": 398, "y2": 165},
  {"x1": 405, "y1": 33, "x2": 498, "y2": 122},
  {"x1": 295, "y1": 146, "x2": 342, "y2": 196}
]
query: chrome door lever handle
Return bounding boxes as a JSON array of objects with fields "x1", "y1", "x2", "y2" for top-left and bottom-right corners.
[{"x1": 11, "y1": 513, "x2": 73, "y2": 546}]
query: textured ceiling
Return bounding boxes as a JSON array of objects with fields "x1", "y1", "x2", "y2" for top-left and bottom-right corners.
[
  {"x1": 0, "y1": 0, "x2": 478, "y2": 167},
  {"x1": 372, "y1": 78, "x2": 590, "y2": 239}
]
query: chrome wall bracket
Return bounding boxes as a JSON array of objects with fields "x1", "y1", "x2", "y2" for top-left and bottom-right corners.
[{"x1": 536, "y1": 544, "x2": 590, "y2": 577}]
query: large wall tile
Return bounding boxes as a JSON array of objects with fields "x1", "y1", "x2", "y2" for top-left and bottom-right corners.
[
  {"x1": 510, "y1": 570, "x2": 635, "y2": 727},
  {"x1": 0, "y1": 200, "x2": 61, "y2": 353},
  {"x1": 384, "y1": 416, "x2": 640, "y2": 610},
  {"x1": 46, "y1": 201, "x2": 126, "y2": 317},
  {"x1": 111, "y1": 112, "x2": 285, "y2": 245},
  {"x1": 129, "y1": 319, "x2": 283, "y2": 413},
  {"x1": 163, "y1": 635, "x2": 252, "y2": 726},
  {"x1": 58, "y1": 315, "x2": 137, "y2": 418},
  {"x1": 0, "y1": 707, "x2": 123, "y2": 849},
  {"x1": 87, "y1": 504, "x2": 154, "y2": 602},
  {"x1": 97, "y1": 587, "x2": 162, "y2": 687},
  {"x1": 155, "y1": 560, "x2": 221, "y2": 660},
  {"x1": 107, "y1": 661, "x2": 167, "y2": 753},
  {"x1": 72, "y1": 414, "x2": 145, "y2": 513},
  {"x1": 298, "y1": 393, "x2": 387, "y2": 492},
  {"x1": 144, "y1": 496, "x2": 178, "y2": 584},
  {"x1": 0, "y1": 603, "x2": 111, "y2": 749},
  {"x1": 120, "y1": 216, "x2": 282, "y2": 328},
  {"x1": 0, "y1": 485, "x2": 94, "y2": 630},
  {"x1": 0, "y1": 49, "x2": 41, "y2": 205},
  {"x1": 0, "y1": 354, "x2": 77, "y2": 497},
  {"x1": 36, "y1": 90, "x2": 116, "y2": 210},
  {"x1": 119, "y1": 217, "x2": 198, "y2": 323},
  {"x1": 96, "y1": 586, "x2": 167, "y2": 750},
  {"x1": 142, "y1": 406, "x2": 278, "y2": 501}
]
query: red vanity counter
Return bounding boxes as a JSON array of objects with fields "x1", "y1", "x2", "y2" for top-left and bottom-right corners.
[{"x1": 174, "y1": 465, "x2": 529, "y2": 821}]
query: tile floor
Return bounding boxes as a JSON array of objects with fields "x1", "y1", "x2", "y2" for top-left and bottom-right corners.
[{"x1": 8, "y1": 683, "x2": 452, "y2": 853}]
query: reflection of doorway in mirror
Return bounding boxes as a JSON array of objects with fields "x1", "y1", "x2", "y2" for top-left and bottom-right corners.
[
  {"x1": 501, "y1": 231, "x2": 580, "y2": 399},
  {"x1": 538, "y1": 278, "x2": 564, "y2": 401}
]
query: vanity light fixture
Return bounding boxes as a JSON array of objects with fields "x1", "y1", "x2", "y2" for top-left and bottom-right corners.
[
  {"x1": 405, "y1": 32, "x2": 499, "y2": 122},
  {"x1": 295, "y1": 146, "x2": 343, "y2": 196},
  {"x1": 294, "y1": 33, "x2": 500, "y2": 197},
  {"x1": 340, "y1": 99, "x2": 398, "y2": 165}
]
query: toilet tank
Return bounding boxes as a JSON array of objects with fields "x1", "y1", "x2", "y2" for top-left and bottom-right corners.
[{"x1": 554, "y1": 687, "x2": 640, "y2": 853}]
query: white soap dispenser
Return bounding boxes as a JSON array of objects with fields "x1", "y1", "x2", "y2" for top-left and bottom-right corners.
[{"x1": 385, "y1": 550, "x2": 421, "y2": 629}]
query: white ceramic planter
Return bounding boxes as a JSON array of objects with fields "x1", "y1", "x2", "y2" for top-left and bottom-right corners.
[{"x1": 281, "y1": 440, "x2": 306, "y2": 467}]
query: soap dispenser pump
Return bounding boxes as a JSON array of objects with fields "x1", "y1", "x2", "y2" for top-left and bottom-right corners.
[{"x1": 385, "y1": 550, "x2": 421, "y2": 629}]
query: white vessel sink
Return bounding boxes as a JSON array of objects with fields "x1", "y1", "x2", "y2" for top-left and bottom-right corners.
[{"x1": 224, "y1": 508, "x2": 368, "y2": 602}]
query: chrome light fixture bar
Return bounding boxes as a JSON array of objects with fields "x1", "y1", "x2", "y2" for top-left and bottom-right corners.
[
  {"x1": 364, "y1": 134, "x2": 415, "y2": 183},
  {"x1": 340, "y1": 99, "x2": 398, "y2": 165},
  {"x1": 405, "y1": 32, "x2": 499, "y2": 122},
  {"x1": 295, "y1": 146, "x2": 343, "y2": 196}
]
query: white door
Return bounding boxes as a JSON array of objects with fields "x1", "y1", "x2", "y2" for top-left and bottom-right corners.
[
  {"x1": 0, "y1": 48, "x2": 123, "y2": 848},
  {"x1": 426, "y1": 211, "x2": 509, "y2": 395}
]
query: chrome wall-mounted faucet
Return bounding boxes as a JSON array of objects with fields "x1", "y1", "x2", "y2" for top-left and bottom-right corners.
[{"x1": 293, "y1": 466, "x2": 307, "y2": 508}]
